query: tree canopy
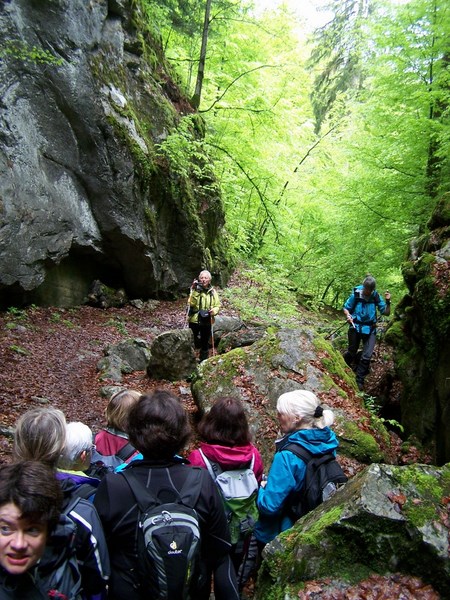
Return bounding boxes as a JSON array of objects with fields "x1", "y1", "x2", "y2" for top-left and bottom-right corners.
[{"x1": 141, "y1": 0, "x2": 450, "y2": 306}]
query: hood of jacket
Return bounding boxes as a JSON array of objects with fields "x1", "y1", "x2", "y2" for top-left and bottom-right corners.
[
  {"x1": 196, "y1": 442, "x2": 257, "y2": 469},
  {"x1": 276, "y1": 427, "x2": 339, "y2": 455}
]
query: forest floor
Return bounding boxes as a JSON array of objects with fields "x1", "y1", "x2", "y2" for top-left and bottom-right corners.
[
  {"x1": 0, "y1": 283, "x2": 439, "y2": 599},
  {"x1": 0, "y1": 288, "x2": 398, "y2": 463}
]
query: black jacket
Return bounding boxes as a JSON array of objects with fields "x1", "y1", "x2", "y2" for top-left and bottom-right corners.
[
  {"x1": 94, "y1": 458, "x2": 234, "y2": 600},
  {"x1": 0, "y1": 568, "x2": 47, "y2": 600}
]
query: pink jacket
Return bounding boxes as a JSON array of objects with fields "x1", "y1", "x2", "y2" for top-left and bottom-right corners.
[{"x1": 188, "y1": 441, "x2": 264, "y2": 484}]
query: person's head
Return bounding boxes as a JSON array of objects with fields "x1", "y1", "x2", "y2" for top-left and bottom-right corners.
[
  {"x1": 197, "y1": 397, "x2": 251, "y2": 447},
  {"x1": 13, "y1": 407, "x2": 66, "y2": 469},
  {"x1": 0, "y1": 461, "x2": 62, "y2": 575},
  {"x1": 58, "y1": 422, "x2": 93, "y2": 471},
  {"x1": 105, "y1": 389, "x2": 141, "y2": 432},
  {"x1": 198, "y1": 270, "x2": 212, "y2": 287},
  {"x1": 362, "y1": 275, "x2": 376, "y2": 298},
  {"x1": 127, "y1": 390, "x2": 191, "y2": 459},
  {"x1": 276, "y1": 390, "x2": 334, "y2": 434}
]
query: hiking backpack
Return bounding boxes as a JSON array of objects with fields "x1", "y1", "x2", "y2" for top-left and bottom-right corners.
[
  {"x1": 89, "y1": 439, "x2": 136, "y2": 474},
  {"x1": 199, "y1": 449, "x2": 259, "y2": 550},
  {"x1": 281, "y1": 444, "x2": 347, "y2": 520},
  {"x1": 121, "y1": 468, "x2": 204, "y2": 600},
  {"x1": 38, "y1": 496, "x2": 83, "y2": 600}
]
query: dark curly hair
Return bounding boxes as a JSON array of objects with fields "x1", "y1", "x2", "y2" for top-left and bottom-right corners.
[
  {"x1": 197, "y1": 396, "x2": 251, "y2": 447},
  {"x1": 0, "y1": 461, "x2": 62, "y2": 532},
  {"x1": 127, "y1": 390, "x2": 191, "y2": 459}
]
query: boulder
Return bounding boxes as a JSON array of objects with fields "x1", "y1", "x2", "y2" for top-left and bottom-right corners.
[
  {"x1": 257, "y1": 462, "x2": 450, "y2": 599},
  {"x1": 105, "y1": 338, "x2": 151, "y2": 371},
  {"x1": 147, "y1": 329, "x2": 197, "y2": 380},
  {"x1": 191, "y1": 327, "x2": 387, "y2": 466}
]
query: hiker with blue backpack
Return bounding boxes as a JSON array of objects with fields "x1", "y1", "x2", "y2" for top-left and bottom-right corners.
[
  {"x1": 254, "y1": 390, "x2": 346, "y2": 547},
  {"x1": 94, "y1": 390, "x2": 239, "y2": 600},
  {"x1": 187, "y1": 396, "x2": 264, "y2": 585},
  {"x1": 343, "y1": 275, "x2": 391, "y2": 391}
]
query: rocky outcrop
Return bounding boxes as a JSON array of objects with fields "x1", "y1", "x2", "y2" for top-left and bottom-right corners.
[
  {"x1": 191, "y1": 327, "x2": 391, "y2": 466},
  {"x1": 385, "y1": 193, "x2": 450, "y2": 463},
  {"x1": 0, "y1": 0, "x2": 229, "y2": 308},
  {"x1": 257, "y1": 462, "x2": 449, "y2": 599}
]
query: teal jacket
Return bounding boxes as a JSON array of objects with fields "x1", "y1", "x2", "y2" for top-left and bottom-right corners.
[
  {"x1": 343, "y1": 285, "x2": 388, "y2": 334},
  {"x1": 254, "y1": 427, "x2": 339, "y2": 544}
]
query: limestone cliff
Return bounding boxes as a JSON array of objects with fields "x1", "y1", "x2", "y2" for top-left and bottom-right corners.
[
  {"x1": 0, "y1": 0, "x2": 229, "y2": 307},
  {"x1": 385, "y1": 193, "x2": 450, "y2": 464}
]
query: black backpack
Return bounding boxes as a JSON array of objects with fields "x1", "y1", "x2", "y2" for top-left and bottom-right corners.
[
  {"x1": 121, "y1": 468, "x2": 204, "y2": 600},
  {"x1": 38, "y1": 496, "x2": 83, "y2": 600},
  {"x1": 281, "y1": 444, "x2": 348, "y2": 520}
]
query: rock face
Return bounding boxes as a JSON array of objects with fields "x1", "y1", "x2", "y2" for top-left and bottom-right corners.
[
  {"x1": 257, "y1": 462, "x2": 450, "y2": 599},
  {"x1": 0, "y1": 0, "x2": 229, "y2": 308},
  {"x1": 385, "y1": 193, "x2": 450, "y2": 464}
]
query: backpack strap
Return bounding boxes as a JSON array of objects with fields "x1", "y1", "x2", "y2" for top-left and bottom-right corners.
[
  {"x1": 281, "y1": 443, "x2": 315, "y2": 464},
  {"x1": 116, "y1": 441, "x2": 136, "y2": 462},
  {"x1": 121, "y1": 467, "x2": 203, "y2": 512},
  {"x1": 198, "y1": 448, "x2": 256, "y2": 478}
]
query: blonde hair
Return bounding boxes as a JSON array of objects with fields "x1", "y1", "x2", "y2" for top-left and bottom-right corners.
[
  {"x1": 13, "y1": 407, "x2": 66, "y2": 468},
  {"x1": 105, "y1": 389, "x2": 141, "y2": 431},
  {"x1": 277, "y1": 390, "x2": 334, "y2": 430}
]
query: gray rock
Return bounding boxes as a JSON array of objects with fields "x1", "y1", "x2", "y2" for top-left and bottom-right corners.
[
  {"x1": 147, "y1": 329, "x2": 197, "y2": 381},
  {"x1": 105, "y1": 338, "x2": 151, "y2": 371},
  {"x1": 258, "y1": 463, "x2": 450, "y2": 599},
  {"x1": 0, "y1": 0, "x2": 228, "y2": 308}
]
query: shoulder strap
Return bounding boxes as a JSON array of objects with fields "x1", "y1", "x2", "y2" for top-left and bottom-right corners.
[
  {"x1": 63, "y1": 495, "x2": 81, "y2": 516},
  {"x1": 198, "y1": 448, "x2": 218, "y2": 479},
  {"x1": 116, "y1": 442, "x2": 136, "y2": 462},
  {"x1": 121, "y1": 467, "x2": 203, "y2": 512},
  {"x1": 199, "y1": 448, "x2": 255, "y2": 476},
  {"x1": 281, "y1": 443, "x2": 314, "y2": 464}
]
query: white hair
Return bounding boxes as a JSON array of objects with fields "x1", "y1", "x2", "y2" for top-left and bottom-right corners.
[
  {"x1": 199, "y1": 270, "x2": 212, "y2": 279},
  {"x1": 59, "y1": 421, "x2": 93, "y2": 468},
  {"x1": 276, "y1": 390, "x2": 334, "y2": 429}
]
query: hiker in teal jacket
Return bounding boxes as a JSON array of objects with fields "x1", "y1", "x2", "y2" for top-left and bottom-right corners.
[
  {"x1": 343, "y1": 275, "x2": 391, "y2": 391},
  {"x1": 254, "y1": 390, "x2": 339, "y2": 545}
]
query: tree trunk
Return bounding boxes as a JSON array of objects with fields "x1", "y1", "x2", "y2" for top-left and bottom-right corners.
[{"x1": 191, "y1": 0, "x2": 212, "y2": 109}]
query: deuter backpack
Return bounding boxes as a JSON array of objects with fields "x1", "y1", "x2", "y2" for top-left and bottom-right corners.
[
  {"x1": 38, "y1": 496, "x2": 83, "y2": 600},
  {"x1": 199, "y1": 449, "x2": 258, "y2": 551},
  {"x1": 121, "y1": 468, "x2": 204, "y2": 600},
  {"x1": 281, "y1": 444, "x2": 347, "y2": 520}
]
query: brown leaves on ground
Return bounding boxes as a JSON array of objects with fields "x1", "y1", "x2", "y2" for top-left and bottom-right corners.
[{"x1": 297, "y1": 573, "x2": 440, "y2": 599}]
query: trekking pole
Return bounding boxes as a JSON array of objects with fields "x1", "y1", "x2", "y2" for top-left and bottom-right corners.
[
  {"x1": 210, "y1": 315, "x2": 215, "y2": 356},
  {"x1": 183, "y1": 302, "x2": 190, "y2": 329},
  {"x1": 325, "y1": 320, "x2": 348, "y2": 340}
]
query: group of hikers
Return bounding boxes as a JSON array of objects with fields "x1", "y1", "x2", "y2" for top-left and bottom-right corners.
[
  {"x1": 0, "y1": 388, "x2": 344, "y2": 600},
  {"x1": 0, "y1": 271, "x2": 391, "y2": 599}
]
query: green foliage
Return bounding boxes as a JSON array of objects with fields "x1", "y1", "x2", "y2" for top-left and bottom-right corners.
[
  {"x1": 9, "y1": 344, "x2": 29, "y2": 356},
  {"x1": 1, "y1": 42, "x2": 63, "y2": 65},
  {"x1": 220, "y1": 262, "x2": 300, "y2": 323}
]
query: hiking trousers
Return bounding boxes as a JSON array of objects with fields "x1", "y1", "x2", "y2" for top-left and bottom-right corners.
[{"x1": 344, "y1": 327, "x2": 376, "y2": 384}]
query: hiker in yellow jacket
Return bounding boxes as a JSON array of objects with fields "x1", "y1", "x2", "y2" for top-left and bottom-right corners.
[{"x1": 188, "y1": 270, "x2": 220, "y2": 361}]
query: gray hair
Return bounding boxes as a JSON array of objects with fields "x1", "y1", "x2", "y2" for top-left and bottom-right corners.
[
  {"x1": 13, "y1": 407, "x2": 66, "y2": 468},
  {"x1": 363, "y1": 275, "x2": 376, "y2": 291},
  {"x1": 276, "y1": 390, "x2": 334, "y2": 430},
  {"x1": 59, "y1": 422, "x2": 93, "y2": 468}
]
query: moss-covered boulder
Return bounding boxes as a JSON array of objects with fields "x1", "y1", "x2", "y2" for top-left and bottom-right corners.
[
  {"x1": 257, "y1": 462, "x2": 450, "y2": 599},
  {"x1": 191, "y1": 327, "x2": 389, "y2": 466}
]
